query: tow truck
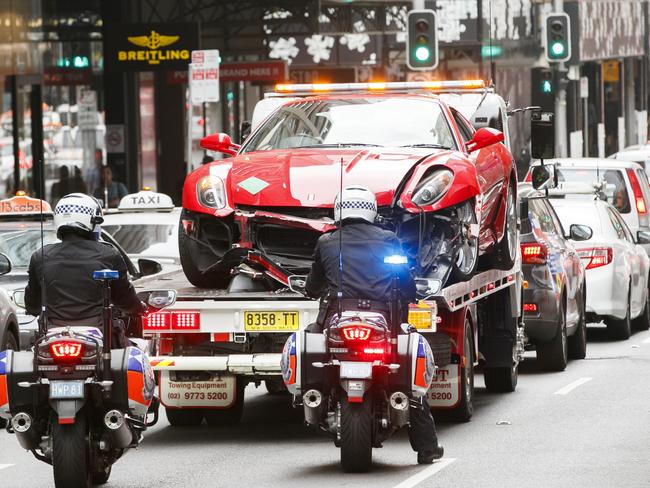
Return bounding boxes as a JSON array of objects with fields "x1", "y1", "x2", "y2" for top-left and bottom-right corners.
[{"x1": 136, "y1": 80, "x2": 525, "y2": 425}]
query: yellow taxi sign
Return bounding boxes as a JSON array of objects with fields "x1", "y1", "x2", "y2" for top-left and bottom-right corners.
[
  {"x1": 0, "y1": 195, "x2": 53, "y2": 216},
  {"x1": 117, "y1": 190, "x2": 174, "y2": 212}
]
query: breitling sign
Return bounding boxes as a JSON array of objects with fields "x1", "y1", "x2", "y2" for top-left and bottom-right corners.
[{"x1": 104, "y1": 23, "x2": 199, "y2": 72}]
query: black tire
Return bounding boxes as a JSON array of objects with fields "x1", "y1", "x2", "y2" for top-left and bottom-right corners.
[
  {"x1": 340, "y1": 396, "x2": 373, "y2": 473},
  {"x1": 633, "y1": 288, "x2": 650, "y2": 331},
  {"x1": 178, "y1": 219, "x2": 228, "y2": 289},
  {"x1": 265, "y1": 378, "x2": 288, "y2": 395},
  {"x1": 568, "y1": 292, "x2": 587, "y2": 360},
  {"x1": 52, "y1": 415, "x2": 91, "y2": 488},
  {"x1": 0, "y1": 417, "x2": 6, "y2": 430},
  {"x1": 490, "y1": 181, "x2": 517, "y2": 270},
  {"x1": 449, "y1": 319, "x2": 474, "y2": 422},
  {"x1": 483, "y1": 363, "x2": 518, "y2": 393},
  {"x1": 3, "y1": 331, "x2": 18, "y2": 351},
  {"x1": 165, "y1": 408, "x2": 204, "y2": 427},
  {"x1": 537, "y1": 299, "x2": 568, "y2": 371},
  {"x1": 204, "y1": 380, "x2": 245, "y2": 427},
  {"x1": 92, "y1": 463, "x2": 112, "y2": 485},
  {"x1": 607, "y1": 292, "x2": 632, "y2": 340}
]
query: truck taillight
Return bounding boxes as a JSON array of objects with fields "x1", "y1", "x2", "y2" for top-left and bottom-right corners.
[
  {"x1": 50, "y1": 341, "x2": 84, "y2": 364},
  {"x1": 523, "y1": 303, "x2": 538, "y2": 313},
  {"x1": 577, "y1": 247, "x2": 612, "y2": 269},
  {"x1": 341, "y1": 325, "x2": 372, "y2": 342},
  {"x1": 626, "y1": 168, "x2": 647, "y2": 214},
  {"x1": 521, "y1": 242, "x2": 547, "y2": 264},
  {"x1": 143, "y1": 311, "x2": 171, "y2": 331},
  {"x1": 171, "y1": 311, "x2": 201, "y2": 330}
]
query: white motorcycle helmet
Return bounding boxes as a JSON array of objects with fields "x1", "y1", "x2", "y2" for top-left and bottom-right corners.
[
  {"x1": 334, "y1": 185, "x2": 378, "y2": 223},
  {"x1": 54, "y1": 193, "x2": 104, "y2": 238}
]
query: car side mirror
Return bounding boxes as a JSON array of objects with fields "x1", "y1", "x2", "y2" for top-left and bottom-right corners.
[
  {"x1": 637, "y1": 230, "x2": 650, "y2": 244},
  {"x1": 569, "y1": 224, "x2": 593, "y2": 241},
  {"x1": 531, "y1": 164, "x2": 558, "y2": 190},
  {"x1": 466, "y1": 127, "x2": 504, "y2": 153},
  {"x1": 0, "y1": 253, "x2": 12, "y2": 276},
  {"x1": 240, "y1": 121, "x2": 252, "y2": 142},
  {"x1": 288, "y1": 275, "x2": 307, "y2": 294},
  {"x1": 12, "y1": 289, "x2": 25, "y2": 308},
  {"x1": 199, "y1": 132, "x2": 241, "y2": 156},
  {"x1": 147, "y1": 290, "x2": 177, "y2": 309},
  {"x1": 138, "y1": 258, "x2": 162, "y2": 277}
]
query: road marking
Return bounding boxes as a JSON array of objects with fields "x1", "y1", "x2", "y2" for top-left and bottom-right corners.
[
  {"x1": 643, "y1": 337, "x2": 650, "y2": 344},
  {"x1": 554, "y1": 377, "x2": 593, "y2": 395},
  {"x1": 392, "y1": 458, "x2": 456, "y2": 488},
  {"x1": 0, "y1": 464, "x2": 14, "y2": 470}
]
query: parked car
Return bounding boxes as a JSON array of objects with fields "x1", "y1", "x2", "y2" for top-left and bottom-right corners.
[
  {"x1": 526, "y1": 158, "x2": 650, "y2": 256},
  {"x1": 611, "y1": 145, "x2": 650, "y2": 178},
  {"x1": 549, "y1": 195, "x2": 650, "y2": 339},
  {"x1": 519, "y1": 184, "x2": 588, "y2": 370}
]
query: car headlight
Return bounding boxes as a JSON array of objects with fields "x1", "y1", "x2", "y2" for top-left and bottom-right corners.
[
  {"x1": 197, "y1": 175, "x2": 226, "y2": 209},
  {"x1": 412, "y1": 169, "x2": 453, "y2": 206}
]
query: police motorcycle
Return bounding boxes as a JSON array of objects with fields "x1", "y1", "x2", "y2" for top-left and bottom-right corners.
[
  {"x1": 281, "y1": 255, "x2": 436, "y2": 473},
  {"x1": 0, "y1": 271, "x2": 176, "y2": 488}
]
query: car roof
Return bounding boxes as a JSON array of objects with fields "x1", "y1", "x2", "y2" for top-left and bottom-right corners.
[
  {"x1": 102, "y1": 208, "x2": 181, "y2": 225},
  {"x1": 541, "y1": 157, "x2": 643, "y2": 169}
]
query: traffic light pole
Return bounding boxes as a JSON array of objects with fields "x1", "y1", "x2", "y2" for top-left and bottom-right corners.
[{"x1": 553, "y1": 0, "x2": 568, "y2": 158}]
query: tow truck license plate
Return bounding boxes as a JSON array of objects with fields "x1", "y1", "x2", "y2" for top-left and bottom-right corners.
[
  {"x1": 50, "y1": 381, "x2": 85, "y2": 399},
  {"x1": 244, "y1": 311, "x2": 299, "y2": 331},
  {"x1": 340, "y1": 362, "x2": 373, "y2": 379}
]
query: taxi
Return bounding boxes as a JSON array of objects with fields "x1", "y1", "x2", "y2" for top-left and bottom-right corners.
[
  {"x1": 0, "y1": 192, "x2": 162, "y2": 350},
  {"x1": 102, "y1": 188, "x2": 181, "y2": 274}
]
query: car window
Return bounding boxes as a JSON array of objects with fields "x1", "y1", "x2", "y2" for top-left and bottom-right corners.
[
  {"x1": 606, "y1": 207, "x2": 628, "y2": 241},
  {"x1": 556, "y1": 167, "x2": 631, "y2": 213},
  {"x1": 529, "y1": 198, "x2": 558, "y2": 236},
  {"x1": 612, "y1": 208, "x2": 635, "y2": 242},
  {"x1": 635, "y1": 168, "x2": 650, "y2": 209},
  {"x1": 450, "y1": 108, "x2": 474, "y2": 143},
  {"x1": 102, "y1": 223, "x2": 179, "y2": 259}
]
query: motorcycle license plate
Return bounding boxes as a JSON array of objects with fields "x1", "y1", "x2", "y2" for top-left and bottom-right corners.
[
  {"x1": 340, "y1": 362, "x2": 373, "y2": 379},
  {"x1": 243, "y1": 311, "x2": 299, "y2": 331},
  {"x1": 49, "y1": 381, "x2": 85, "y2": 400}
]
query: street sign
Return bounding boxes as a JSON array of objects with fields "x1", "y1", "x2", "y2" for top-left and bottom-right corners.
[
  {"x1": 190, "y1": 49, "x2": 220, "y2": 103},
  {"x1": 78, "y1": 90, "x2": 98, "y2": 130},
  {"x1": 106, "y1": 125, "x2": 125, "y2": 154}
]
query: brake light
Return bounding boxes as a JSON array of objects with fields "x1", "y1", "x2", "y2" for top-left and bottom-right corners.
[
  {"x1": 143, "y1": 311, "x2": 171, "y2": 331},
  {"x1": 577, "y1": 247, "x2": 612, "y2": 269},
  {"x1": 523, "y1": 303, "x2": 538, "y2": 313},
  {"x1": 171, "y1": 311, "x2": 201, "y2": 330},
  {"x1": 341, "y1": 325, "x2": 372, "y2": 342},
  {"x1": 521, "y1": 242, "x2": 547, "y2": 264},
  {"x1": 626, "y1": 168, "x2": 647, "y2": 214},
  {"x1": 363, "y1": 348, "x2": 386, "y2": 355},
  {"x1": 50, "y1": 341, "x2": 83, "y2": 363}
]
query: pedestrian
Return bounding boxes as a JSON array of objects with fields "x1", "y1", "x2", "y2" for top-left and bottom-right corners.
[
  {"x1": 50, "y1": 166, "x2": 71, "y2": 204},
  {"x1": 92, "y1": 166, "x2": 128, "y2": 208},
  {"x1": 71, "y1": 166, "x2": 87, "y2": 194}
]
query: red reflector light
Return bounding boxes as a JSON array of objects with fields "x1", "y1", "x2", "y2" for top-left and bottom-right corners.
[
  {"x1": 341, "y1": 325, "x2": 372, "y2": 341},
  {"x1": 50, "y1": 341, "x2": 83, "y2": 363},
  {"x1": 577, "y1": 247, "x2": 613, "y2": 269},
  {"x1": 521, "y1": 242, "x2": 547, "y2": 264},
  {"x1": 363, "y1": 347, "x2": 385, "y2": 355},
  {"x1": 211, "y1": 333, "x2": 231, "y2": 342},
  {"x1": 626, "y1": 168, "x2": 647, "y2": 214},
  {"x1": 523, "y1": 303, "x2": 538, "y2": 313},
  {"x1": 143, "y1": 311, "x2": 171, "y2": 331},
  {"x1": 171, "y1": 311, "x2": 201, "y2": 330}
]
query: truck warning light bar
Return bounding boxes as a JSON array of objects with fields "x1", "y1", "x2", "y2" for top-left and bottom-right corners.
[{"x1": 269, "y1": 80, "x2": 488, "y2": 97}]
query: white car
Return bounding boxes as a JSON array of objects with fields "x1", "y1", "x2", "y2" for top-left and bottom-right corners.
[
  {"x1": 102, "y1": 189, "x2": 181, "y2": 273},
  {"x1": 611, "y1": 145, "x2": 650, "y2": 178},
  {"x1": 550, "y1": 197, "x2": 650, "y2": 339}
]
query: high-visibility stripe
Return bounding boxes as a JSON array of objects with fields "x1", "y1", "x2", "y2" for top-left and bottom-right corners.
[{"x1": 151, "y1": 359, "x2": 176, "y2": 368}]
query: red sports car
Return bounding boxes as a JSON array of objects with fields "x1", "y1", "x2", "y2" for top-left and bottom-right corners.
[{"x1": 179, "y1": 84, "x2": 518, "y2": 289}]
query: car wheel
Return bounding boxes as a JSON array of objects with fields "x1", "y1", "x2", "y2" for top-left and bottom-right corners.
[
  {"x1": 568, "y1": 291, "x2": 587, "y2": 360},
  {"x1": 537, "y1": 299, "x2": 568, "y2": 371},
  {"x1": 165, "y1": 408, "x2": 204, "y2": 427},
  {"x1": 450, "y1": 202, "x2": 479, "y2": 282},
  {"x1": 179, "y1": 219, "x2": 229, "y2": 289},
  {"x1": 607, "y1": 291, "x2": 632, "y2": 340},
  {"x1": 448, "y1": 319, "x2": 474, "y2": 422},
  {"x1": 632, "y1": 287, "x2": 650, "y2": 331},
  {"x1": 3, "y1": 331, "x2": 18, "y2": 351},
  {"x1": 490, "y1": 181, "x2": 517, "y2": 270}
]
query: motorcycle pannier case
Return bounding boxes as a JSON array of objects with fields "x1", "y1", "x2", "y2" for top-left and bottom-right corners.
[
  {"x1": 281, "y1": 331, "x2": 327, "y2": 396},
  {"x1": 109, "y1": 347, "x2": 155, "y2": 419},
  {"x1": 1, "y1": 350, "x2": 37, "y2": 418}
]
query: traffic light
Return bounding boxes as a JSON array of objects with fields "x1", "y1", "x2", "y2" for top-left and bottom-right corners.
[
  {"x1": 407, "y1": 9, "x2": 438, "y2": 70},
  {"x1": 531, "y1": 68, "x2": 554, "y2": 113},
  {"x1": 545, "y1": 13, "x2": 571, "y2": 62}
]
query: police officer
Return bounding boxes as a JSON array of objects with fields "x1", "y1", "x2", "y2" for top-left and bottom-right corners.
[
  {"x1": 25, "y1": 193, "x2": 145, "y2": 345},
  {"x1": 305, "y1": 185, "x2": 444, "y2": 464}
]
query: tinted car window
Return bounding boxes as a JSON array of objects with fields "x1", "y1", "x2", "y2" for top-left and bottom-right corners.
[
  {"x1": 450, "y1": 109, "x2": 474, "y2": 143},
  {"x1": 607, "y1": 208, "x2": 627, "y2": 241},
  {"x1": 556, "y1": 168, "x2": 631, "y2": 214}
]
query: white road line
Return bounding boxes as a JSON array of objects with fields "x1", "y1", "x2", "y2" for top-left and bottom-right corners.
[
  {"x1": 554, "y1": 377, "x2": 593, "y2": 395},
  {"x1": 643, "y1": 337, "x2": 650, "y2": 344},
  {"x1": 0, "y1": 464, "x2": 14, "y2": 470},
  {"x1": 392, "y1": 458, "x2": 457, "y2": 488}
]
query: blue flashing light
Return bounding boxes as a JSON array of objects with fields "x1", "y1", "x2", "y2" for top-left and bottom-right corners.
[
  {"x1": 384, "y1": 255, "x2": 408, "y2": 265},
  {"x1": 93, "y1": 269, "x2": 119, "y2": 281}
]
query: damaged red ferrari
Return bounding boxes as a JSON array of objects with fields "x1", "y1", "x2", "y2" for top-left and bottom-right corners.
[{"x1": 179, "y1": 87, "x2": 518, "y2": 289}]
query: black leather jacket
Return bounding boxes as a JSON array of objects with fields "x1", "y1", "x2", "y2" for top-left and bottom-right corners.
[{"x1": 25, "y1": 232, "x2": 144, "y2": 325}]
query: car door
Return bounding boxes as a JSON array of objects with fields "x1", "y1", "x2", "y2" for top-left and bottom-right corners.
[
  {"x1": 606, "y1": 207, "x2": 639, "y2": 314},
  {"x1": 612, "y1": 209, "x2": 648, "y2": 317}
]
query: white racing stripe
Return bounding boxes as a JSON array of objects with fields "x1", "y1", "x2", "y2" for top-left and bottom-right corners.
[
  {"x1": 0, "y1": 464, "x2": 14, "y2": 470},
  {"x1": 392, "y1": 458, "x2": 457, "y2": 488},
  {"x1": 554, "y1": 377, "x2": 593, "y2": 395}
]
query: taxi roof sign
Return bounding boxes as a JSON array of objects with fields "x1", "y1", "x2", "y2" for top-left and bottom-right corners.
[
  {"x1": 0, "y1": 195, "x2": 53, "y2": 217},
  {"x1": 117, "y1": 190, "x2": 174, "y2": 212}
]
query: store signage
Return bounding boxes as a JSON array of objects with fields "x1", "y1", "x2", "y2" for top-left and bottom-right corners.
[
  {"x1": 104, "y1": 23, "x2": 199, "y2": 72},
  {"x1": 220, "y1": 61, "x2": 287, "y2": 82}
]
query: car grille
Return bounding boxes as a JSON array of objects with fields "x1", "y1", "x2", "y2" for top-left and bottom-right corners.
[{"x1": 253, "y1": 224, "x2": 321, "y2": 260}]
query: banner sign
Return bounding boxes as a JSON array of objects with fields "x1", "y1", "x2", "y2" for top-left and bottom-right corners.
[
  {"x1": 190, "y1": 49, "x2": 220, "y2": 103},
  {"x1": 104, "y1": 23, "x2": 199, "y2": 72}
]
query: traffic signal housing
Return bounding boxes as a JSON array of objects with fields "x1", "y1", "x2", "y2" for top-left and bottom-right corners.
[
  {"x1": 407, "y1": 9, "x2": 438, "y2": 70},
  {"x1": 545, "y1": 13, "x2": 571, "y2": 62}
]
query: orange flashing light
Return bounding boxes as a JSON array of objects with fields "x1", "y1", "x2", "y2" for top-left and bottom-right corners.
[{"x1": 15, "y1": 190, "x2": 26, "y2": 196}]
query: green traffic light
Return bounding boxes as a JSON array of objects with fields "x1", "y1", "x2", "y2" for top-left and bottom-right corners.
[
  {"x1": 551, "y1": 41, "x2": 565, "y2": 57},
  {"x1": 542, "y1": 80, "x2": 553, "y2": 93},
  {"x1": 415, "y1": 46, "x2": 431, "y2": 62}
]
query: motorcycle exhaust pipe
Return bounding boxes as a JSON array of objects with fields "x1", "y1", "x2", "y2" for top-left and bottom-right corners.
[
  {"x1": 302, "y1": 389, "x2": 323, "y2": 426},
  {"x1": 389, "y1": 392, "x2": 410, "y2": 428},
  {"x1": 11, "y1": 413, "x2": 39, "y2": 450},
  {"x1": 103, "y1": 410, "x2": 134, "y2": 449}
]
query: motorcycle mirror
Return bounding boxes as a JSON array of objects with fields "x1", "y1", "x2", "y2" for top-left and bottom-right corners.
[
  {"x1": 12, "y1": 289, "x2": 25, "y2": 309},
  {"x1": 288, "y1": 275, "x2": 308, "y2": 294},
  {"x1": 148, "y1": 290, "x2": 177, "y2": 309}
]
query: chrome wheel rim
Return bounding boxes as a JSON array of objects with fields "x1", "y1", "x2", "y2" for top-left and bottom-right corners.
[{"x1": 506, "y1": 189, "x2": 518, "y2": 261}]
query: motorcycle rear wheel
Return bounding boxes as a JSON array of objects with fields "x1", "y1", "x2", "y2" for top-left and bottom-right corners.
[
  {"x1": 340, "y1": 396, "x2": 373, "y2": 473},
  {"x1": 52, "y1": 415, "x2": 92, "y2": 488}
]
